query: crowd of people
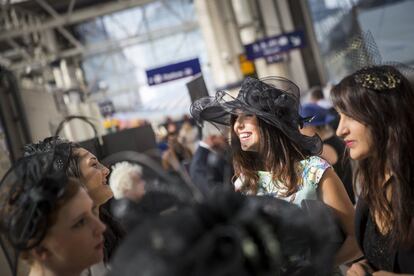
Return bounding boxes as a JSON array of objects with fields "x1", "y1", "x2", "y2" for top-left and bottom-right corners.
[{"x1": 1, "y1": 64, "x2": 414, "y2": 276}]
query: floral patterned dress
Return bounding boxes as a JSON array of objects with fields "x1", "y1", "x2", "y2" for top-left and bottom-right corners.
[
  {"x1": 235, "y1": 156, "x2": 342, "y2": 275},
  {"x1": 236, "y1": 156, "x2": 331, "y2": 207}
]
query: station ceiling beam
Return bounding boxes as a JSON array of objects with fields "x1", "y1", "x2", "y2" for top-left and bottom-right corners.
[
  {"x1": 10, "y1": 20, "x2": 199, "y2": 70},
  {"x1": 0, "y1": 0, "x2": 155, "y2": 41},
  {"x1": 35, "y1": 0, "x2": 84, "y2": 50}
]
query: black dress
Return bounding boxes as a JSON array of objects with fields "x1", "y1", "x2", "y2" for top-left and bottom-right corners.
[
  {"x1": 362, "y1": 212, "x2": 394, "y2": 271},
  {"x1": 355, "y1": 198, "x2": 414, "y2": 273}
]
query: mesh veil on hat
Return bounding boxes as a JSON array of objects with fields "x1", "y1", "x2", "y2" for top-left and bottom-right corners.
[
  {"x1": 329, "y1": 31, "x2": 414, "y2": 87},
  {"x1": 190, "y1": 77, "x2": 322, "y2": 155},
  {"x1": 0, "y1": 142, "x2": 71, "y2": 251}
]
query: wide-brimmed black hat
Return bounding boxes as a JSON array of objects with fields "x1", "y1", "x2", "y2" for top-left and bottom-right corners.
[{"x1": 190, "y1": 76, "x2": 321, "y2": 155}]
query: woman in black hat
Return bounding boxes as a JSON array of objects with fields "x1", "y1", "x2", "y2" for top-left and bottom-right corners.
[
  {"x1": 190, "y1": 76, "x2": 360, "y2": 267},
  {"x1": 0, "y1": 143, "x2": 106, "y2": 276},
  {"x1": 24, "y1": 137, "x2": 125, "y2": 275}
]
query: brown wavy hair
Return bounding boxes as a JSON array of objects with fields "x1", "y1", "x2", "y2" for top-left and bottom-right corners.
[
  {"x1": 331, "y1": 65, "x2": 414, "y2": 245},
  {"x1": 230, "y1": 115, "x2": 314, "y2": 195}
]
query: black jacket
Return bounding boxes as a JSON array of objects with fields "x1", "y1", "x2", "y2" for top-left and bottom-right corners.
[{"x1": 189, "y1": 146, "x2": 233, "y2": 196}]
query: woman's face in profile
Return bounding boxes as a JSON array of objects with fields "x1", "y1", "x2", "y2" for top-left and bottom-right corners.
[
  {"x1": 75, "y1": 148, "x2": 112, "y2": 205},
  {"x1": 233, "y1": 113, "x2": 260, "y2": 152},
  {"x1": 335, "y1": 112, "x2": 373, "y2": 160},
  {"x1": 38, "y1": 188, "x2": 106, "y2": 273}
]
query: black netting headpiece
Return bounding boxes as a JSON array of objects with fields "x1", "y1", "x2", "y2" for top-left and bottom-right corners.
[
  {"x1": 353, "y1": 65, "x2": 402, "y2": 91},
  {"x1": 23, "y1": 136, "x2": 72, "y2": 157},
  {"x1": 190, "y1": 77, "x2": 322, "y2": 155},
  {"x1": 330, "y1": 31, "x2": 414, "y2": 91},
  {"x1": 0, "y1": 141, "x2": 71, "y2": 251}
]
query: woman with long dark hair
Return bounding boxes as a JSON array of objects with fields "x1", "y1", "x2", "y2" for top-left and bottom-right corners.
[
  {"x1": 191, "y1": 77, "x2": 361, "y2": 268},
  {"x1": 331, "y1": 65, "x2": 414, "y2": 275}
]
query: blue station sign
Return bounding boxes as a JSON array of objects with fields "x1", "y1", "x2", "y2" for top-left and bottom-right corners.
[
  {"x1": 265, "y1": 54, "x2": 285, "y2": 64},
  {"x1": 146, "y1": 58, "x2": 201, "y2": 86},
  {"x1": 244, "y1": 30, "x2": 306, "y2": 60}
]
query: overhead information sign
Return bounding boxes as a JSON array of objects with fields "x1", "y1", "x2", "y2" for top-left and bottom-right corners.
[
  {"x1": 244, "y1": 30, "x2": 306, "y2": 60},
  {"x1": 265, "y1": 54, "x2": 285, "y2": 64},
  {"x1": 146, "y1": 58, "x2": 201, "y2": 86}
]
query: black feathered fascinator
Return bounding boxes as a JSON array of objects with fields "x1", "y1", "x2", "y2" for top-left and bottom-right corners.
[{"x1": 0, "y1": 141, "x2": 71, "y2": 274}]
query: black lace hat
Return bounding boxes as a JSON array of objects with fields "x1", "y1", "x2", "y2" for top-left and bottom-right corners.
[
  {"x1": 0, "y1": 141, "x2": 71, "y2": 251},
  {"x1": 190, "y1": 77, "x2": 322, "y2": 155}
]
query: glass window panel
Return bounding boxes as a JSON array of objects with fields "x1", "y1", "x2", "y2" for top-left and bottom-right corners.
[{"x1": 306, "y1": 0, "x2": 413, "y2": 83}]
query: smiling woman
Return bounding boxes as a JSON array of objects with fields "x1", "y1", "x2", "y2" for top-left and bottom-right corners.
[
  {"x1": 23, "y1": 137, "x2": 125, "y2": 272},
  {"x1": 0, "y1": 146, "x2": 106, "y2": 276},
  {"x1": 232, "y1": 113, "x2": 260, "y2": 152},
  {"x1": 73, "y1": 148, "x2": 112, "y2": 206},
  {"x1": 190, "y1": 76, "x2": 362, "y2": 271}
]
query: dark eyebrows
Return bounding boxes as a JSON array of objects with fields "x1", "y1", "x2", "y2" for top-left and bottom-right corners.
[
  {"x1": 77, "y1": 150, "x2": 89, "y2": 159},
  {"x1": 72, "y1": 212, "x2": 87, "y2": 224},
  {"x1": 71, "y1": 200, "x2": 94, "y2": 224},
  {"x1": 76, "y1": 149, "x2": 97, "y2": 162},
  {"x1": 85, "y1": 155, "x2": 97, "y2": 165}
]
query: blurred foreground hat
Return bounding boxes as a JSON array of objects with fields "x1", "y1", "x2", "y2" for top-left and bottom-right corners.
[{"x1": 109, "y1": 191, "x2": 336, "y2": 276}]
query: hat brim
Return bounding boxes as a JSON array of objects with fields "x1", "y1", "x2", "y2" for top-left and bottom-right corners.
[
  {"x1": 190, "y1": 77, "x2": 323, "y2": 155},
  {"x1": 198, "y1": 104, "x2": 231, "y2": 126}
]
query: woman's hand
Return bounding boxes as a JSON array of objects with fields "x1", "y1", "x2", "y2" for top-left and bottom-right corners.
[
  {"x1": 347, "y1": 260, "x2": 373, "y2": 276},
  {"x1": 348, "y1": 266, "x2": 414, "y2": 276},
  {"x1": 373, "y1": 272, "x2": 414, "y2": 276}
]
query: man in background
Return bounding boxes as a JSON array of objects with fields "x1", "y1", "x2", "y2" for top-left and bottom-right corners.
[{"x1": 190, "y1": 123, "x2": 233, "y2": 196}]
